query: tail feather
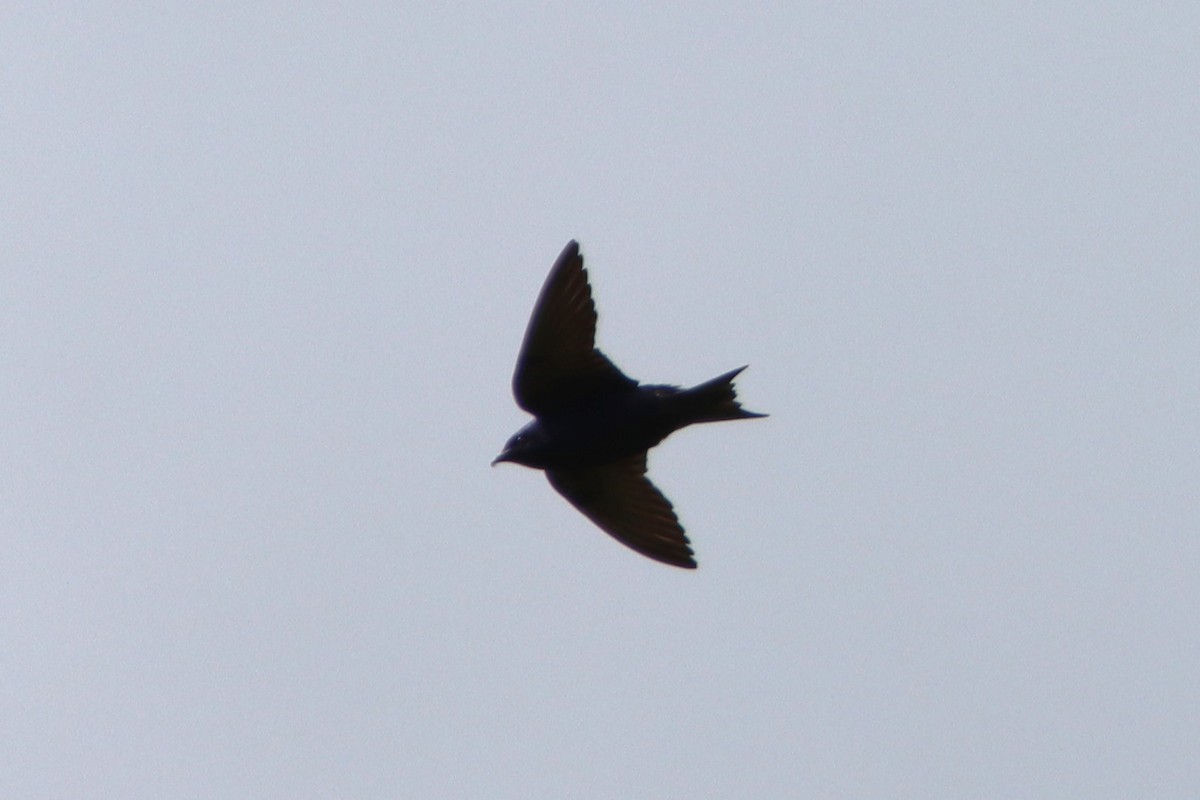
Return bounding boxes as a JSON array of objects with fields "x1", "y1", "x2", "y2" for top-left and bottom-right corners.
[{"x1": 678, "y1": 366, "x2": 767, "y2": 424}]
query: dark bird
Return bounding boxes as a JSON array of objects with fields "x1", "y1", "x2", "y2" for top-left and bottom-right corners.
[{"x1": 492, "y1": 240, "x2": 766, "y2": 569}]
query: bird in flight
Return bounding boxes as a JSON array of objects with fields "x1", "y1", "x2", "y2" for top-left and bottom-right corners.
[{"x1": 492, "y1": 240, "x2": 765, "y2": 569}]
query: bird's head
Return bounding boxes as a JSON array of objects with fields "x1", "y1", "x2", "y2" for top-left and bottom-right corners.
[{"x1": 492, "y1": 421, "x2": 549, "y2": 468}]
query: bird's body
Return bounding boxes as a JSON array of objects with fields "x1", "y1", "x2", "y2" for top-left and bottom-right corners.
[
  {"x1": 493, "y1": 241, "x2": 765, "y2": 569},
  {"x1": 501, "y1": 368, "x2": 759, "y2": 470}
]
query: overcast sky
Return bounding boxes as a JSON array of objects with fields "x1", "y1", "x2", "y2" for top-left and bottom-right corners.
[{"x1": 3, "y1": 4, "x2": 1198, "y2": 798}]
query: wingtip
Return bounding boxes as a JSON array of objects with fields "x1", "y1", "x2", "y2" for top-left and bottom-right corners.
[
  {"x1": 649, "y1": 539, "x2": 698, "y2": 569},
  {"x1": 647, "y1": 552, "x2": 698, "y2": 569}
]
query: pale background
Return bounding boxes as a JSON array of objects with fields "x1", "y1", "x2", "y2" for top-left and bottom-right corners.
[{"x1": 3, "y1": 4, "x2": 1197, "y2": 798}]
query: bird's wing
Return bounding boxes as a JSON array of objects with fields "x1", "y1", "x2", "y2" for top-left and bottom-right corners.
[
  {"x1": 546, "y1": 453, "x2": 697, "y2": 569},
  {"x1": 512, "y1": 240, "x2": 636, "y2": 416}
]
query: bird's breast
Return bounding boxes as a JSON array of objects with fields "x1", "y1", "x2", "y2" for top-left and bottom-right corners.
[{"x1": 537, "y1": 389, "x2": 685, "y2": 469}]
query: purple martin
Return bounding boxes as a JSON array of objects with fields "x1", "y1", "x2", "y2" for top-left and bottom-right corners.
[{"x1": 492, "y1": 240, "x2": 766, "y2": 569}]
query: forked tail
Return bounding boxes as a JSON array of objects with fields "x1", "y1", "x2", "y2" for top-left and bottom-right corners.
[{"x1": 678, "y1": 366, "x2": 767, "y2": 424}]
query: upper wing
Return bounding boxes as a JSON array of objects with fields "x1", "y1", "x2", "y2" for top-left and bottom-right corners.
[
  {"x1": 547, "y1": 454, "x2": 697, "y2": 569},
  {"x1": 512, "y1": 241, "x2": 636, "y2": 416}
]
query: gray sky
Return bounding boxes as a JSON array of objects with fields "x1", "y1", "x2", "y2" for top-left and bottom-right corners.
[{"x1": 3, "y1": 4, "x2": 1198, "y2": 798}]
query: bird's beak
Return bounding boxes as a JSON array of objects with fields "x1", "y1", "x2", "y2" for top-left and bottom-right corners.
[{"x1": 491, "y1": 451, "x2": 512, "y2": 466}]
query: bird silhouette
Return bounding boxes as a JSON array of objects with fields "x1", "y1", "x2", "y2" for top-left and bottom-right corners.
[{"x1": 493, "y1": 240, "x2": 765, "y2": 568}]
